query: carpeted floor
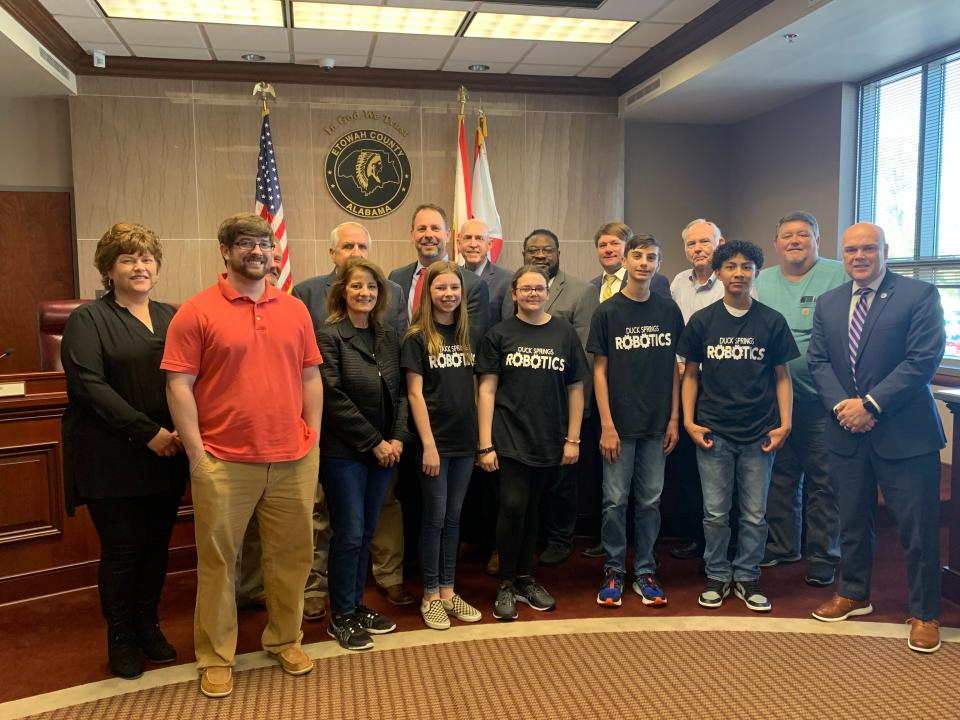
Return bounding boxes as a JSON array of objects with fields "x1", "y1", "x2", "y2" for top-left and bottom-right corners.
[{"x1": 14, "y1": 623, "x2": 960, "y2": 720}]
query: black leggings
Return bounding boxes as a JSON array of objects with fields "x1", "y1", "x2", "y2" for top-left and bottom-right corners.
[
  {"x1": 85, "y1": 493, "x2": 181, "y2": 628},
  {"x1": 496, "y1": 457, "x2": 558, "y2": 582}
]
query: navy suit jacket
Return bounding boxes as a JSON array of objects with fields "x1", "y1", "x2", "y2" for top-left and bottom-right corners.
[
  {"x1": 388, "y1": 260, "x2": 490, "y2": 347},
  {"x1": 807, "y1": 270, "x2": 946, "y2": 460},
  {"x1": 477, "y1": 261, "x2": 514, "y2": 327},
  {"x1": 292, "y1": 271, "x2": 407, "y2": 340},
  {"x1": 590, "y1": 270, "x2": 671, "y2": 299}
]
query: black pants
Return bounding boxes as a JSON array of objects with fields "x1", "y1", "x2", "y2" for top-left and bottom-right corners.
[
  {"x1": 85, "y1": 493, "x2": 181, "y2": 629},
  {"x1": 497, "y1": 457, "x2": 557, "y2": 582}
]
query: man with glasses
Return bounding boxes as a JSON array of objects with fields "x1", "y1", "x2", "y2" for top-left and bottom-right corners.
[
  {"x1": 164, "y1": 213, "x2": 323, "y2": 697},
  {"x1": 516, "y1": 229, "x2": 599, "y2": 567}
]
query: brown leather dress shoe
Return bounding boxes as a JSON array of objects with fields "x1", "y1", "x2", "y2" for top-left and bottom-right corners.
[
  {"x1": 907, "y1": 618, "x2": 941, "y2": 653},
  {"x1": 812, "y1": 594, "x2": 874, "y2": 622},
  {"x1": 384, "y1": 583, "x2": 416, "y2": 606},
  {"x1": 486, "y1": 551, "x2": 500, "y2": 576},
  {"x1": 272, "y1": 646, "x2": 314, "y2": 675},
  {"x1": 200, "y1": 666, "x2": 233, "y2": 698}
]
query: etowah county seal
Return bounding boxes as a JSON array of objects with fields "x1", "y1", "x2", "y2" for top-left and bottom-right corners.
[{"x1": 325, "y1": 129, "x2": 411, "y2": 218}]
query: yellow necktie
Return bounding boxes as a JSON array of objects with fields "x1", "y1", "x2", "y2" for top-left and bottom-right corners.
[{"x1": 601, "y1": 273, "x2": 616, "y2": 302}]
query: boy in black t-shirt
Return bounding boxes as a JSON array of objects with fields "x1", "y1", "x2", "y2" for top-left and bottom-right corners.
[
  {"x1": 588, "y1": 235, "x2": 684, "y2": 608},
  {"x1": 677, "y1": 241, "x2": 798, "y2": 613}
]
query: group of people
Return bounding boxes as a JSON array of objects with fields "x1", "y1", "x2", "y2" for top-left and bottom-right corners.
[{"x1": 59, "y1": 202, "x2": 947, "y2": 699}]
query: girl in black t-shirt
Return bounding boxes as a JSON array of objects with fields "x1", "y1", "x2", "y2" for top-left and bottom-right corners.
[
  {"x1": 476, "y1": 265, "x2": 588, "y2": 621},
  {"x1": 402, "y1": 261, "x2": 483, "y2": 630}
]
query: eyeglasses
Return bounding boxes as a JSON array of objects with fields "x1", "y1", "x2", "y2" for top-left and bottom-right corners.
[
  {"x1": 516, "y1": 285, "x2": 547, "y2": 295},
  {"x1": 233, "y1": 238, "x2": 275, "y2": 251},
  {"x1": 524, "y1": 246, "x2": 556, "y2": 257}
]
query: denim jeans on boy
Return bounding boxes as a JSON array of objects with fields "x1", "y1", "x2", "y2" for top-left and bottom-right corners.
[
  {"x1": 419, "y1": 455, "x2": 475, "y2": 593},
  {"x1": 696, "y1": 436, "x2": 775, "y2": 582},
  {"x1": 601, "y1": 437, "x2": 666, "y2": 577},
  {"x1": 321, "y1": 457, "x2": 393, "y2": 615}
]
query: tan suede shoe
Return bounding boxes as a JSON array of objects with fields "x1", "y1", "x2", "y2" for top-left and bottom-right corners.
[
  {"x1": 907, "y1": 618, "x2": 941, "y2": 653},
  {"x1": 811, "y1": 594, "x2": 873, "y2": 622},
  {"x1": 200, "y1": 666, "x2": 233, "y2": 698},
  {"x1": 272, "y1": 646, "x2": 314, "y2": 675}
]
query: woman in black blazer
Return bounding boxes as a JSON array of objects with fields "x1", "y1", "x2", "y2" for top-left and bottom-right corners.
[
  {"x1": 316, "y1": 257, "x2": 412, "y2": 652},
  {"x1": 61, "y1": 223, "x2": 187, "y2": 679}
]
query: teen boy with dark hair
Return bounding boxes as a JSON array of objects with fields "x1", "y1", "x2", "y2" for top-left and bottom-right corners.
[
  {"x1": 588, "y1": 235, "x2": 684, "y2": 607},
  {"x1": 677, "y1": 240, "x2": 798, "y2": 613}
]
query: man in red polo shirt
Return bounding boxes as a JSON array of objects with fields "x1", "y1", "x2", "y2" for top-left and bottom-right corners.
[{"x1": 163, "y1": 213, "x2": 323, "y2": 698}]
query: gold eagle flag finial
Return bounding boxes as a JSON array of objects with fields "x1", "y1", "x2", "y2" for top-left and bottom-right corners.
[
  {"x1": 457, "y1": 85, "x2": 468, "y2": 118},
  {"x1": 252, "y1": 82, "x2": 276, "y2": 114}
]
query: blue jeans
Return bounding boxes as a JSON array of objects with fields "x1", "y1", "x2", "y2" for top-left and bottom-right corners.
[
  {"x1": 601, "y1": 437, "x2": 666, "y2": 576},
  {"x1": 322, "y1": 457, "x2": 393, "y2": 615},
  {"x1": 696, "y1": 436, "x2": 775, "y2": 582},
  {"x1": 418, "y1": 456, "x2": 475, "y2": 593}
]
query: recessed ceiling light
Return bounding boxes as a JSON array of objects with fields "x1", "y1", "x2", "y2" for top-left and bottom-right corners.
[
  {"x1": 468, "y1": 64, "x2": 490, "y2": 72},
  {"x1": 97, "y1": 0, "x2": 284, "y2": 26},
  {"x1": 292, "y1": 2, "x2": 466, "y2": 36},
  {"x1": 465, "y1": 13, "x2": 634, "y2": 44},
  {"x1": 242, "y1": 53, "x2": 265, "y2": 62}
]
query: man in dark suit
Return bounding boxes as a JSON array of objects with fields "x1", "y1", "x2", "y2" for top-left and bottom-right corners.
[
  {"x1": 512, "y1": 228, "x2": 599, "y2": 567},
  {"x1": 458, "y1": 217, "x2": 512, "y2": 328},
  {"x1": 290, "y1": 221, "x2": 416, "y2": 613},
  {"x1": 589, "y1": 221, "x2": 670, "y2": 301},
  {"x1": 807, "y1": 221, "x2": 946, "y2": 653},
  {"x1": 389, "y1": 203, "x2": 490, "y2": 347}
]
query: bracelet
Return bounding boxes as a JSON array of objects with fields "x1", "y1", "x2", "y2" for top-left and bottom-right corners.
[
  {"x1": 564, "y1": 438, "x2": 581, "y2": 444},
  {"x1": 477, "y1": 446, "x2": 495, "y2": 455}
]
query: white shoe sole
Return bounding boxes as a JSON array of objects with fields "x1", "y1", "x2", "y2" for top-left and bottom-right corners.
[{"x1": 811, "y1": 604, "x2": 874, "y2": 622}]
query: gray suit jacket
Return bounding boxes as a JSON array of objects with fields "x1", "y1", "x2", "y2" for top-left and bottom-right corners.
[
  {"x1": 477, "y1": 261, "x2": 514, "y2": 328},
  {"x1": 590, "y1": 270, "x2": 671, "y2": 299},
  {"x1": 388, "y1": 260, "x2": 490, "y2": 348},
  {"x1": 292, "y1": 271, "x2": 407, "y2": 340}
]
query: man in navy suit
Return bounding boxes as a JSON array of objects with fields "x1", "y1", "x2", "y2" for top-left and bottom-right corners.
[
  {"x1": 291, "y1": 221, "x2": 415, "y2": 612},
  {"x1": 807, "y1": 222, "x2": 946, "y2": 653},
  {"x1": 457, "y1": 217, "x2": 512, "y2": 328},
  {"x1": 390, "y1": 204, "x2": 490, "y2": 348},
  {"x1": 589, "y1": 221, "x2": 670, "y2": 301}
]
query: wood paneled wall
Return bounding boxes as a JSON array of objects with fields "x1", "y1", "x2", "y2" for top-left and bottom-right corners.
[{"x1": 70, "y1": 77, "x2": 624, "y2": 304}]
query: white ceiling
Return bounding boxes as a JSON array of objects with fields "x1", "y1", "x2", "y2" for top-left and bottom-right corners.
[
  {"x1": 622, "y1": 0, "x2": 960, "y2": 124},
  {"x1": 38, "y1": 0, "x2": 717, "y2": 77}
]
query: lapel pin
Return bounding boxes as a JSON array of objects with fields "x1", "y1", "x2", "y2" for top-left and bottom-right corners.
[{"x1": 880, "y1": 292, "x2": 888, "y2": 299}]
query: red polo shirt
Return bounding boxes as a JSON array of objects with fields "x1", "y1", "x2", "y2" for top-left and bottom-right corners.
[{"x1": 161, "y1": 274, "x2": 323, "y2": 463}]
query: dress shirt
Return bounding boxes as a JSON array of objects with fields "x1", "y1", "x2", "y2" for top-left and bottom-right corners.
[
  {"x1": 598, "y1": 266, "x2": 626, "y2": 301},
  {"x1": 670, "y1": 269, "x2": 725, "y2": 322}
]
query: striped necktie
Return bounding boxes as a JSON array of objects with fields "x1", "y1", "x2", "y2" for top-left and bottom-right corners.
[
  {"x1": 601, "y1": 273, "x2": 617, "y2": 302},
  {"x1": 848, "y1": 287, "x2": 871, "y2": 392}
]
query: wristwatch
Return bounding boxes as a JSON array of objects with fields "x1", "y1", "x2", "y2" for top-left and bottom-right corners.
[
  {"x1": 477, "y1": 446, "x2": 495, "y2": 456},
  {"x1": 862, "y1": 397, "x2": 881, "y2": 419}
]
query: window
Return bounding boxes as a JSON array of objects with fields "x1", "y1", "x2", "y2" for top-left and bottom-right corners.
[{"x1": 857, "y1": 48, "x2": 960, "y2": 363}]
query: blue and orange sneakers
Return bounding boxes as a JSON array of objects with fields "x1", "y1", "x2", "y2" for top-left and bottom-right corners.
[
  {"x1": 633, "y1": 574, "x2": 668, "y2": 606},
  {"x1": 597, "y1": 567, "x2": 624, "y2": 607}
]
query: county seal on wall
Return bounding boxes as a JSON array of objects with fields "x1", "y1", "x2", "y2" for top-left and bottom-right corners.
[{"x1": 325, "y1": 129, "x2": 411, "y2": 218}]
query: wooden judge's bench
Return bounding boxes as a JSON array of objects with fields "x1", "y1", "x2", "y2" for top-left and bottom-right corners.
[{"x1": 0, "y1": 375, "x2": 196, "y2": 606}]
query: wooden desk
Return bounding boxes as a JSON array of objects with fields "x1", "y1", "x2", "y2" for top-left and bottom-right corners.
[
  {"x1": 0, "y1": 372, "x2": 195, "y2": 605},
  {"x1": 933, "y1": 388, "x2": 960, "y2": 603}
]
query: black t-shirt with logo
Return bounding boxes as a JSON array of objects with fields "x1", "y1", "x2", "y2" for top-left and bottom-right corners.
[
  {"x1": 676, "y1": 300, "x2": 799, "y2": 444},
  {"x1": 476, "y1": 316, "x2": 589, "y2": 467},
  {"x1": 587, "y1": 292, "x2": 685, "y2": 439},
  {"x1": 400, "y1": 322, "x2": 477, "y2": 457}
]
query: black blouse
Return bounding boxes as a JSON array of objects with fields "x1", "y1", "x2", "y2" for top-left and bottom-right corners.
[{"x1": 61, "y1": 293, "x2": 187, "y2": 513}]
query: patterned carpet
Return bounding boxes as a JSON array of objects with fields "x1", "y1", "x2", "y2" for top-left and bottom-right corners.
[{"x1": 16, "y1": 621, "x2": 959, "y2": 720}]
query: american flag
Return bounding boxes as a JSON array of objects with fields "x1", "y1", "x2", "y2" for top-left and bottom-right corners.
[{"x1": 255, "y1": 108, "x2": 291, "y2": 291}]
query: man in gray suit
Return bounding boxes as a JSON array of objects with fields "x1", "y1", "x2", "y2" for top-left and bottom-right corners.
[
  {"x1": 458, "y1": 217, "x2": 512, "y2": 328},
  {"x1": 517, "y1": 229, "x2": 599, "y2": 566},
  {"x1": 289, "y1": 221, "x2": 416, "y2": 615}
]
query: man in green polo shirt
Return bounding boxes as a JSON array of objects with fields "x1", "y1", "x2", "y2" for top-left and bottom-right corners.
[{"x1": 756, "y1": 211, "x2": 849, "y2": 586}]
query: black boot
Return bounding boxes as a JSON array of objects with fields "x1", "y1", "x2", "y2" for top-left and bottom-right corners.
[
  {"x1": 107, "y1": 624, "x2": 144, "y2": 679},
  {"x1": 135, "y1": 617, "x2": 177, "y2": 663}
]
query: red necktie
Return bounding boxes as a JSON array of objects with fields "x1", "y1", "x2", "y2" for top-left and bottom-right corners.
[{"x1": 411, "y1": 268, "x2": 426, "y2": 319}]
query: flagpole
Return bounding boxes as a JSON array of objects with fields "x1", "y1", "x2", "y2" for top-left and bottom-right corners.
[
  {"x1": 252, "y1": 82, "x2": 292, "y2": 292},
  {"x1": 453, "y1": 85, "x2": 472, "y2": 261}
]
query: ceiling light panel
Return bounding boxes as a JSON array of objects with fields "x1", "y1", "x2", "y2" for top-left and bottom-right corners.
[
  {"x1": 466, "y1": 13, "x2": 635, "y2": 43},
  {"x1": 97, "y1": 1, "x2": 284, "y2": 27},
  {"x1": 293, "y1": 2, "x2": 466, "y2": 36}
]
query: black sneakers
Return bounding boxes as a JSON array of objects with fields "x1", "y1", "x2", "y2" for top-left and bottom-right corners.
[
  {"x1": 493, "y1": 582, "x2": 518, "y2": 621},
  {"x1": 514, "y1": 576, "x2": 555, "y2": 612},
  {"x1": 355, "y1": 604, "x2": 396, "y2": 634},
  {"x1": 107, "y1": 626, "x2": 144, "y2": 679},
  {"x1": 135, "y1": 619, "x2": 177, "y2": 663},
  {"x1": 327, "y1": 612, "x2": 374, "y2": 651},
  {"x1": 698, "y1": 578, "x2": 731, "y2": 609}
]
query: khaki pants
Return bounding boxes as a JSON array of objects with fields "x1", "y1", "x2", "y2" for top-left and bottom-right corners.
[{"x1": 191, "y1": 448, "x2": 318, "y2": 669}]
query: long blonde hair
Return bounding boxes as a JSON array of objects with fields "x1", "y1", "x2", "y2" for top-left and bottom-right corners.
[{"x1": 404, "y1": 260, "x2": 472, "y2": 361}]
